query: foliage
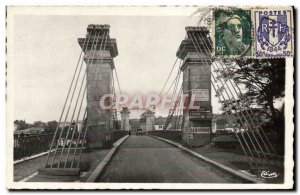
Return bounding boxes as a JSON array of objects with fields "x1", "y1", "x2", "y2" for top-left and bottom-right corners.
[
  {"x1": 44, "y1": 120, "x2": 58, "y2": 133},
  {"x1": 225, "y1": 58, "x2": 285, "y2": 125},
  {"x1": 14, "y1": 120, "x2": 31, "y2": 130},
  {"x1": 33, "y1": 121, "x2": 47, "y2": 128}
]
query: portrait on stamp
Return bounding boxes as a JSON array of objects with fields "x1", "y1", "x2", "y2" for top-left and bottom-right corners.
[{"x1": 214, "y1": 9, "x2": 252, "y2": 57}]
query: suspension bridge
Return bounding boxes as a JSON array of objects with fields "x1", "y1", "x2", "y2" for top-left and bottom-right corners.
[{"x1": 14, "y1": 24, "x2": 283, "y2": 183}]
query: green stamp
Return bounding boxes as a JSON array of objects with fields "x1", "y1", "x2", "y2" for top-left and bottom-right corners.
[{"x1": 214, "y1": 9, "x2": 252, "y2": 57}]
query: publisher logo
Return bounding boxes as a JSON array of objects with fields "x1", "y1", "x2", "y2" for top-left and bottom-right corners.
[{"x1": 261, "y1": 171, "x2": 279, "y2": 179}]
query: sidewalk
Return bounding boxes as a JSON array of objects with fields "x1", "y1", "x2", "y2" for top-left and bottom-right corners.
[
  {"x1": 191, "y1": 143, "x2": 284, "y2": 183},
  {"x1": 14, "y1": 149, "x2": 109, "y2": 182},
  {"x1": 14, "y1": 152, "x2": 48, "y2": 182}
]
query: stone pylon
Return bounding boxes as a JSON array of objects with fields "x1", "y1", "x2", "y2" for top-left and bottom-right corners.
[
  {"x1": 140, "y1": 109, "x2": 155, "y2": 134},
  {"x1": 176, "y1": 27, "x2": 213, "y2": 147},
  {"x1": 145, "y1": 110, "x2": 155, "y2": 133},
  {"x1": 120, "y1": 107, "x2": 130, "y2": 131},
  {"x1": 78, "y1": 24, "x2": 118, "y2": 148}
]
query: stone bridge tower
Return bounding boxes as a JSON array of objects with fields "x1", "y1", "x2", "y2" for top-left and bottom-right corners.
[
  {"x1": 120, "y1": 107, "x2": 130, "y2": 131},
  {"x1": 176, "y1": 27, "x2": 213, "y2": 147},
  {"x1": 78, "y1": 24, "x2": 118, "y2": 148}
]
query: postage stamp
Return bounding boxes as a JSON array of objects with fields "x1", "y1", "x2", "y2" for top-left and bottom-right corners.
[
  {"x1": 253, "y1": 8, "x2": 294, "y2": 58},
  {"x1": 213, "y1": 8, "x2": 252, "y2": 58}
]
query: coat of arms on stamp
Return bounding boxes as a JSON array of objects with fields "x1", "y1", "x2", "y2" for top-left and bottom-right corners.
[
  {"x1": 214, "y1": 9, "x2": 252, "y2": 58},
  {"x1": 254, "y1": 8, "x2": 294, "y2": 58}
]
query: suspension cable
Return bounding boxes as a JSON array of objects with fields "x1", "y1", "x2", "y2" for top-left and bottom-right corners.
[
  {"x1": 44, "y1": 29, "x2": 91, "y2": 168},
  {"x1": 195, "y1": 31, "x2": 270, "y2": 160},
  {"x1": 49, "y1": 28, "x2": 101, "y2": 168},
  {"x1": 57, "y1": 72, "x2": 87, "y2": 168},
  {"x1": 77, "y1": 29, "x2": 110, "y2": 166},
  {"x1": 114, "y1": 68, "x2": 122, "y2": 95},
  {"x1": 164, "y1": 61, "x2": 182, "y2": 96},
  {"x1": 158, "y1": 58, "x2": 179, "y2": 97},
  {"x1": 64, "y1": 86, "x2": 87, "y2": 168},
  {"x1": 190, "y1": 31, "x2": 262, "y2": 161},
  {"x1": 188, "y1": 29, "x2": 258, "y2": 167},
  {"x1": 173, "y1": 87, "x2": 183, "y2": 130},
  {"x1": 217, "y1": 60, "x2": 276, "y2": 154},
  {"x1": 197, "y1": 33, "x2": 270, "y2": 156},
  {"x1": 164, "y1": 69, "x2": 182, "y2": 130},
  {"x1": 204, "y1": 32, "x2": 275, "y2": 154},
  {"x1": 215, "y1": 60, "x2": 273, "y2": 156}
]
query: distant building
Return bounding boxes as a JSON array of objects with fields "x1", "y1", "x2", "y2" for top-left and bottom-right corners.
[
  {"x1": 154, "y1": 116, "x2": 166, "y2": 130},
  {"x1": 58, "y1": 122, "x2": 71, "y2": 128},
  {"x1": 146, "y1": 115, "x2": 183, "y2": 131},
  {"x1": 212, "y1": 114, "x2": 234, "y2": 133},
  {"x1": 77, "y1": 123, "x2": 83, "y2": 133},
  {"x1": 212, "y1": 109, "x2": 271, "y2": 134},
  {"x1": 58, "y1": 121, "x2": 83, "y2": 132},
  {"x1": 14, "y1": 124, "x2": 20, "y2": 131},
  {"x1": 14, "y1": 127, "x2": 44, "y2": 135},
  {"x1": 129, "y1": 119, "x2": 141, "y2": 134}
]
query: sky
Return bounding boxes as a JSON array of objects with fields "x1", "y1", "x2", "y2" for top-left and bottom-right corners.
[{"x1": 10, "y1": 8, "x2": 222, "y2": 123}]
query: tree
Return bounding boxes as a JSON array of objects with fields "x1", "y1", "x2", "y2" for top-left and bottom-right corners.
[
  {"x1": 232, "y1": 58, "x2": 285, "y2": 125},
  {"x1": 33, "y1": 121, "x2": 47, "y2": 128},
  {"x1": 14, "y1": 120, "x2": 30, "y2": 130},
  {"x1": 44, "y1": 120, "x2": 58, "y2": 133},
  {"x1": 14, "y1": 120, "x2": 20, "y2": 130},
  {"x1": 218, "y1": 58, "x2": 285, "y2": 137}
]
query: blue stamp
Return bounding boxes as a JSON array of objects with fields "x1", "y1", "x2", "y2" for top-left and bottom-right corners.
[{"x1": 254, "y1": 8, "x2": 294, "y2": 58}]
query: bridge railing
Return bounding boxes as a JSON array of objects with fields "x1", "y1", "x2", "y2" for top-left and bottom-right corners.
[
  {"x1": 14, "y1": 131, "x2": 129, "y2": 161},
  {"x1": 14, "y1": 133, "x2": 54, "y2": 161},
  {"x1": 147, "y1": 130, "x2": 183, "y2": 143}
]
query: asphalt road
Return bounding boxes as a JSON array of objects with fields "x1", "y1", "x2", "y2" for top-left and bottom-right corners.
[{"x1": 97, "y1": 135, "x2": 247, "y2": 183}]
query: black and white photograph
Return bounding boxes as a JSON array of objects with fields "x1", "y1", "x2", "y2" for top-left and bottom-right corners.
[{"x1": 5, "y1": 5, "x2": 294, "y2": 190}]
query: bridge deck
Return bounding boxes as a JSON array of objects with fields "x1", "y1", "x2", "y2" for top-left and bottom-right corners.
[{"x1": 97, "y1": 135, "x2": 248, "y2": 183}]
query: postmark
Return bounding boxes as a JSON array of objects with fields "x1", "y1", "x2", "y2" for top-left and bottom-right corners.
[
  {"x1": 213, "y1": 8, "x2": 252, "y2": 58},
  {"x1": 254, "y1": 8, "x2": 294, "y2": 58}
]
